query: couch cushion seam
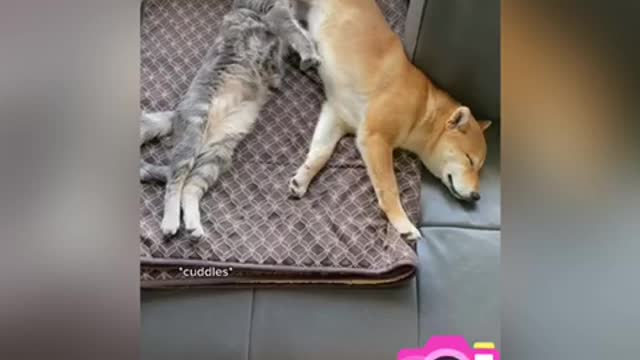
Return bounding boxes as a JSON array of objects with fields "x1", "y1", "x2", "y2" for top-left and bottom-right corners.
[
  {"x1": 420, "y1": 224, "x2": 501, "y2": 231},
  {"x1": 245, "y1": 289, "x2": 256, "y2": 360}
]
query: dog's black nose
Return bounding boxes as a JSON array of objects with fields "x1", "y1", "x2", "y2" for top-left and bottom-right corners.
[{"x1": 470, "y1": 192, "x2": 481, "y2": 201}]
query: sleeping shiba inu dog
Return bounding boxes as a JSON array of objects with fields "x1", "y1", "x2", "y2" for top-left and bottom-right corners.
[{"x1": 288, "y1": 0, "x2": 492, "y2": 241}]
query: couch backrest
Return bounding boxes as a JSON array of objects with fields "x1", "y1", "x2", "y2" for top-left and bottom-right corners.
[{"x1": 406, "y1": 0, "x2": 500, "y2": 122}]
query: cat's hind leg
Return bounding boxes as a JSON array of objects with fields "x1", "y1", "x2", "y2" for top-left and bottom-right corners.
[
  {"x1": 161, "y1": 120, "x2": 202, "y2": 237},
  {"x1": 181, "y1": 101, "x2": 261, "y2": 238},
  {"x1": 181, "y1": 136, "x2": 241, "y2": 237}
]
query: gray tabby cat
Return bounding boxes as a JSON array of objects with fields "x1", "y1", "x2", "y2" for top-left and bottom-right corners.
[{"x1": 140, "y1": 0, "x2": 319, "y2": 238}]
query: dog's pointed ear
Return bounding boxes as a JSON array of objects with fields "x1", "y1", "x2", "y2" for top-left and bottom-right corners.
[
  {"x1": 448, "y1": 106, "x2": 471, "y2": 132},
  {"x1": 478, "y1": 120, "x2": 492, "y2": 132}
]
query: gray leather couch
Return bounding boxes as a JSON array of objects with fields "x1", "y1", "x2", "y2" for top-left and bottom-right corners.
[{"x1": 141, "y1": 1, "x2": 500, "y2": 358}]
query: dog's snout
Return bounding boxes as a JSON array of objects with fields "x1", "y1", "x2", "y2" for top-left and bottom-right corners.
[{"x1": 470, "y1": 192, "x2": 481, "y2": 201}]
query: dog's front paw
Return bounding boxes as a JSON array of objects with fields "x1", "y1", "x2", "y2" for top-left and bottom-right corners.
[
  {"x1": 399, "y1": 225, "x2": 422, "y2": 242},
  {"x1": 288, "y1": 177, "x2": 308, "y2": 198},
  {"x1": 161, "y1": 215, "x2": 180, "y2": 237},
  {"x1": 300, "y1": 55, "x2": 320, "y2": 71}
]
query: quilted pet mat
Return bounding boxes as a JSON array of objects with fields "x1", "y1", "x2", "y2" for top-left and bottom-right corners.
[{"x1": 140, "y1": 0, "x2": 421, "y2": 287}]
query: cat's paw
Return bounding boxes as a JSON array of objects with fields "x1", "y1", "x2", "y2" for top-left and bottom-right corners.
[
  {"x1": 186, "y1": 225, "x2": 205, "y2": 238},
  {"x1": 288, "y1": 177, "x2": 308, "y2": 198},
  {"x1": 300, "y1": 55, "x2": 320, "y2": 71},
  {"x1": 184, "y1": 214, "x2": 205, "y2": 238},
  {"x1": 269, "y1": 76, "x2": 282, "y2": 90},
  {"x1": 161, "y1": 215, "x2": 180, "y2": 237}
]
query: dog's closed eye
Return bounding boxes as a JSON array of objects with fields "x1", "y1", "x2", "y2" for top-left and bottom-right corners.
[{"x1": 466, "y1": 153, "x2": 474, "y2": 166}]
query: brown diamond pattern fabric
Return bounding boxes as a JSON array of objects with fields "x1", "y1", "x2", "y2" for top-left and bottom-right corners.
[{"x1": 140, "y1": 0, "x2": 421, "y2": 287}]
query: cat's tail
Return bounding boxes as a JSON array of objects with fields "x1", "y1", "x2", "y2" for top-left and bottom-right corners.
[
  {"x1": 140, "y1": 111, "x2": 174, "y2": 146},
  {"x1": 140, "y1": 160, "x2": 169, "y2": 183}
]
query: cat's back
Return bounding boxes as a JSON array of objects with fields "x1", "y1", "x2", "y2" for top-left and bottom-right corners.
[
  {"x1": 214, "y1": 8, "x2": 280, "y2": 67},
  {"x1": 200, "y1": 9, "x2": 280, "y2": 140},
  {"x1": 181, "y1": 7, "x2": 280, "y2": 113},
  {"x1": 222, "y1": 7, "x2": 268, "y2": 38}
]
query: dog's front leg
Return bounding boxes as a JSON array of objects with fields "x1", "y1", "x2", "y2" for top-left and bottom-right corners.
[
  {"x1": 357, "y1": 132, "x2": 422, "y2": 241},
  {"x1": 289, "y1": 102, "x2": 345, "y2": 197}
]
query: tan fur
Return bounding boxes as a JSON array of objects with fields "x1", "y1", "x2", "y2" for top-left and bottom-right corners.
[
  {"x1": 205, "y1": 78, "x2": 264, "y2": 143},
  {"x1": 291, "y1": 0, "x2": 492, "y2": 240}
]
